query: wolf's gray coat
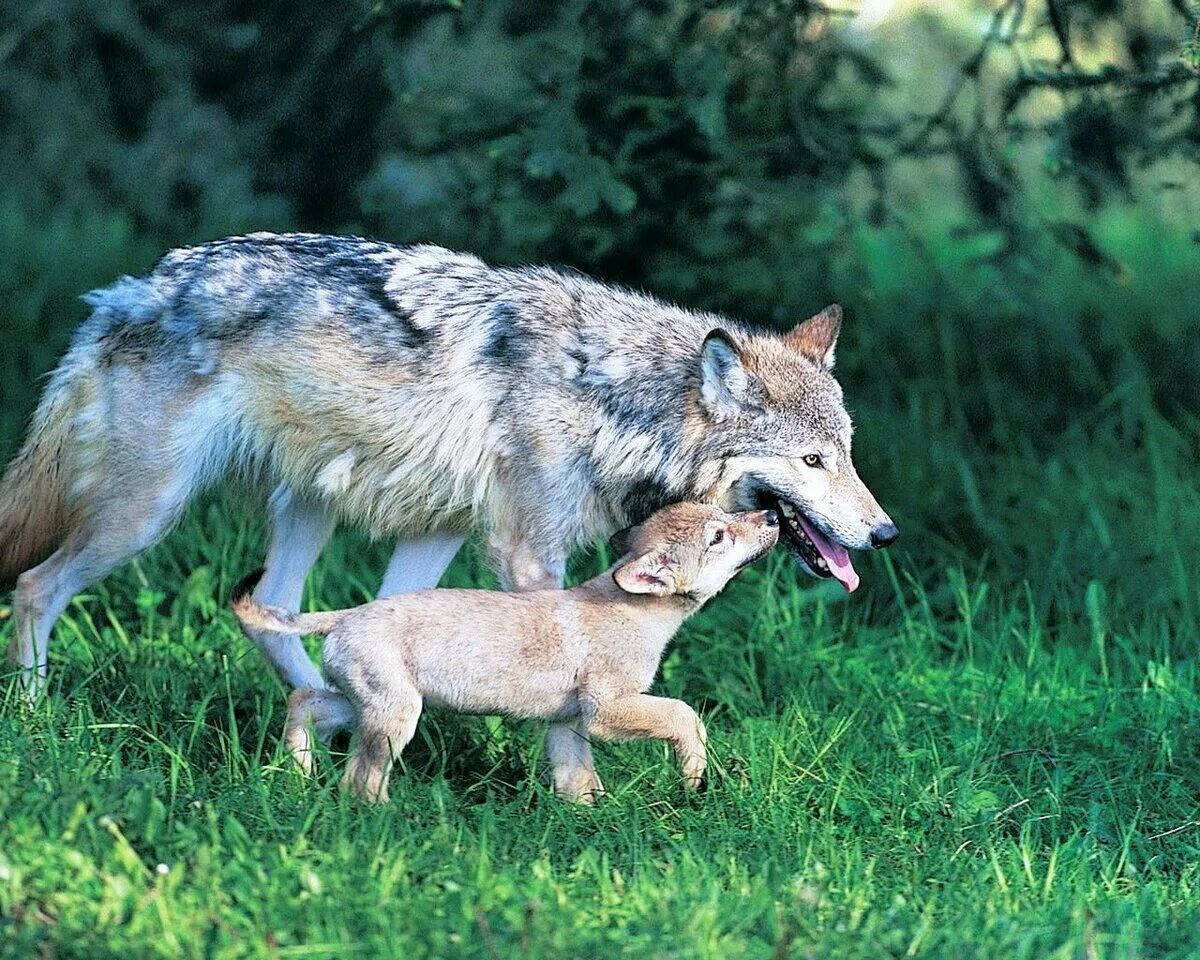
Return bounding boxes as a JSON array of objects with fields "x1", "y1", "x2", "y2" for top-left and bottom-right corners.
[{"x1": 1, "y1": 232, "x2": 895, "y2": 792}]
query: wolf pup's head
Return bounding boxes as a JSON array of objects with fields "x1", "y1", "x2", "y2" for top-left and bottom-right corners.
[
  {"x1": 610, "y1": 502, "x2": 779, "y2": 601},
  {"x1": 696, "y1": 305, "x2": 897, "y2": 593}
]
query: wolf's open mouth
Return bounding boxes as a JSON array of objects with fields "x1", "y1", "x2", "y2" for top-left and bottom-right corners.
[{"x1": 755, "y1": 491, "x2": 860, "y2": 593}]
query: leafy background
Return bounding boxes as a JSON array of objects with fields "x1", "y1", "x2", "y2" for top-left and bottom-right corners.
[{"x1": 1, "y1": 1, "x2": 1198, "y2": 956}]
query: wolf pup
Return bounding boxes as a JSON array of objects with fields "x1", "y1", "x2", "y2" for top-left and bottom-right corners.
[
  {"x1": 1, "y1": 232, "x2": 895, "y2": 799},
  {"x1": 233, "y1": 502, "x2": 779, "y2": 803}
]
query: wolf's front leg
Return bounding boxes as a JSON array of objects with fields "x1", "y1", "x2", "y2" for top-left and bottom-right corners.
[
  {"x1": 587, "y1": 694, "x2": 708, "y2": 790},
  {"x1": 494, "y1": 539, "x2": 566, "y2": 593}
]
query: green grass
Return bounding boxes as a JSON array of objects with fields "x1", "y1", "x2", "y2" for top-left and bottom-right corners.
[
  {"x1": 2, "y1": 478, "x2": 1198, "y2": 958},
  {"x1": 1, "y1": 206, "x2": 1199, "y2": 957}
]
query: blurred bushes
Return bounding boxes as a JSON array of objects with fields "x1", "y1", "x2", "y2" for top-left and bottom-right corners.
[
  {"x1": 0, "y1": 2, "x2": 385, "y2": 236},
  {"x1": 3, "y1": 1, "x2": 1194, "y2": 310},
  {"x1": 0, "y1": 0, "x2": 1197, "y2": 621}
]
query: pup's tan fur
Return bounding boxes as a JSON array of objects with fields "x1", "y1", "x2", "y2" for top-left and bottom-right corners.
[{"x1": 233, "y1": 502, "x2": 778, "y2": 803}]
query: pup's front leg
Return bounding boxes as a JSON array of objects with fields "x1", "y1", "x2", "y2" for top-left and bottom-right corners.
[
  {"x1": 588, "y1": 694, "x2": 708, "y2": 790},
  {"x1": 491, "y1": 531, "x2": 606, "y2": 802},
  {"x1": 547, "y1": 719, "x2": 606, "y2": 804}
]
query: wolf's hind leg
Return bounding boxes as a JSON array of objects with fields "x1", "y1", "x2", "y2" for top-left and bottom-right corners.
[
  {"x1": 247, "y1": 489, "x2": 334, "y2": 691},
  {"x1": 378, "y1": 531, "x2": 467, "y2": 596},
  {"x1": 343, "y1": 694, "x2": 422, "y2": 804},
  {"x1": 11, "y1": 544, "x2": 90, "y2": 697},
  {"x1": 9, "y1": 491, "x2": 188, "y2": 698},
  {"x1": 284, "y1": 687, "x2": 356, "y2": 775}
]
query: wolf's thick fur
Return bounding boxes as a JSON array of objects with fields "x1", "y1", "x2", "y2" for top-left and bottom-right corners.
[
  {"x1": 0, "y1": 372, "x2": 79, "y2": 587},
  {"x1": 235, "y1": 503, "x2": 780, "y2": 803},
  {"x1": 1, "y1": 232, "x2": 894, "y2": 788}
]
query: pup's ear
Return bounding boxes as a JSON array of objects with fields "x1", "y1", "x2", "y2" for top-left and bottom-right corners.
[
  {"x1": 608, "y1": 525, "x2": 635, "y2": 557},
  {"x1": 700, "y1": 329, "x2": 760, "y2": 416},
  {"x1": 612, "y1": 549, "x2": 676, "y2": 596},
  {"x1": 785, "y1": 304, "x2": 842, "y2": 370}
]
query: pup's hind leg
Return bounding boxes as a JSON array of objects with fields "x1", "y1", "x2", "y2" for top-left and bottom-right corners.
[
  {"x1": 287, "y1": 530, "x2": 463, "y2": 754},
  {"x1": 284, "y1": 688, "x2": 356, "y2": 775},
  {"x1": 246, "y1": 489, "x2": 334, "y2": 691},
  {"x1": 492, "y1": 532, "x2": 604, "y2": 802},
  {"x1": 343, "y1": 688, "x2": 422, "y2": 804}
]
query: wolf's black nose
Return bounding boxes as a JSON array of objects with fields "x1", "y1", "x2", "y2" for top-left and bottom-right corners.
[
  {"x1": 763, "y1": 510, "x2": 779, "y2": 526},
  {"x1": 869, "y1": 522, "x2": 899, "y2": 549}
]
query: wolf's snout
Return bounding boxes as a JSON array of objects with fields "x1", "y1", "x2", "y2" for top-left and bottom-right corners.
[{"x1": 869, "y1": 521, "x2": 899, "y2": 549}]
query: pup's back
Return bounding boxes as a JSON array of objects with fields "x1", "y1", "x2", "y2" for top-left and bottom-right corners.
[{"x1": 307, "y1": 586, "x2": 591, "y2": 721}]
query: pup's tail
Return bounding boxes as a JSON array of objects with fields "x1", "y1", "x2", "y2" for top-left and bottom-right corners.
[
  {"x1": 230, "y1": 570, "x2": 351, "y2": 637},
  {"x1": 0, "y1": 360, "x2": 97, "y2": 589}
]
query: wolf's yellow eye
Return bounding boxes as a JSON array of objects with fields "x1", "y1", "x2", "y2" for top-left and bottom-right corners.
[
  {"x1": 709, "y1": 529, "x2": 725, "y2": 546},
  {"x1": 803, "y1": 454, "x2": 823, "y2": 468}
]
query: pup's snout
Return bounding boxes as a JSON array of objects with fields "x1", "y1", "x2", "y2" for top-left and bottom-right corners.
[
  {"x1": 762, "y1": 509, "x2": 779, "y2": 527},
  {"x1": 869, "y1": 521, "x2": 899, "y2": 549}
]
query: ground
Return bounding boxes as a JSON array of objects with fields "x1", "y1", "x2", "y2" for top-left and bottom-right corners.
[{"x1": 1, "y1": 481, "x2": 1198, "y2": 958}]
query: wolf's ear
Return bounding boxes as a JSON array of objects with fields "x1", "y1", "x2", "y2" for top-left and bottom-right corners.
[
  {"x1": 608, "y1": 525, "x2": 635, "y2": 557},
  {"x1": 612, "y1": 549, "x2": 676, "y2": 596},
  {"x1": 700, "y1": 329, "x2": 759, "y2": 417},
  {"x1": 785, "y1": 304, "x2": 842, "y2": 370}
]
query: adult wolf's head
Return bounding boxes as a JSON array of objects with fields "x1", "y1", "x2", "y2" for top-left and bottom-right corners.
[{"x1": 696, "y1": 305, "x2": 897, "y2": 592}]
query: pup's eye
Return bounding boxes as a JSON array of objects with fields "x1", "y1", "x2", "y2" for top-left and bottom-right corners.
[
  {"x1": 709, "y1": 529, "x2": 725, "y2": 546},
  {"x1": 802, "y1": 454, "x2": 823, "y2": 468}
]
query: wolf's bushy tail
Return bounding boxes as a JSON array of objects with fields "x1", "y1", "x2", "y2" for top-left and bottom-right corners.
[
  {"x1": 231, "y1": 570, "x2": 350, "y2": 637},
  {"x1": 0, "y1": 359, "x2": 96, "y2": 589},
  {"x1": 1, "y1": 277, "x2": 182, "y2": 590}
]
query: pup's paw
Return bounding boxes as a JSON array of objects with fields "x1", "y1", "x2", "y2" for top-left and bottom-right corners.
[
  {"x1": 284, "y1": 690, "x2": 318, "y2": 776},
  {"x1": 555, "y1": 769, "x2": 605, "y2": 805},
  {"x1": 284, "y1": 725, "x2": 316, "y2": 777},
  {"x1": 342, "y1": 768, "x2": 390, "y2": 805},
  {"x1": 680, "y1": 753, "x2": 707, "y2": 791}
]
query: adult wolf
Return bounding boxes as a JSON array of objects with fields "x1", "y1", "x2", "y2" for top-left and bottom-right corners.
[{"x1": 0, "y1": 232, "x2": 896, "y2": 798}]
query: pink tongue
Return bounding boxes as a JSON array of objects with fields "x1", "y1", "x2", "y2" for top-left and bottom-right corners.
[{"x1": 796, "y1": 514, "x2": 860, "y2": 593}]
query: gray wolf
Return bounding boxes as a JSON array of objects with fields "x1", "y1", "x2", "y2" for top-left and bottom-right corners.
[
  {"x1": 0, "y1": 231, "x2": 896, "y2": 796},
  {"x1": 233, "y1": 502, "x2": 780, "y2": 803}
]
